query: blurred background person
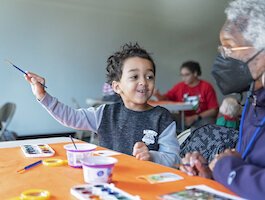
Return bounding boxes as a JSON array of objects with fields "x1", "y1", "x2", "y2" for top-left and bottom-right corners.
[
  {"x1": 154, "y1": 61, "x2": 218, "y2": 128},
  {"x1": 102, "y1": 82, "x2": 121, "y2": 102},
  {"x1": 216, "y1": 96, "x2": 241, "y2": 129}
]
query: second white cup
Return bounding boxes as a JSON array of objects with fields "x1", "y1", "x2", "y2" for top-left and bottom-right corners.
[{"x1": 81, "y1": 156, "x2": 118, "y2": 183}]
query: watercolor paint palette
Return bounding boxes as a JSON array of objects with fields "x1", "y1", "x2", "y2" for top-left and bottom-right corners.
[
  {"x1": 70, "y1": 183, "x2": 141, "y2": 200},
  {"x1": 158, "y1": 188, "x2": 233, "y2": 200},
  {"x1": 158, "y1": 185, "x2": 243, "y2": 200},
  {"x1": 21, "y1": 144, "x2": 55, "y2": 157}
]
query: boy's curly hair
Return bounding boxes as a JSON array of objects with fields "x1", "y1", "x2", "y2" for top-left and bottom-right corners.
[{"x1": 106, "y1": 43, "x2": 156, "y2": 84}]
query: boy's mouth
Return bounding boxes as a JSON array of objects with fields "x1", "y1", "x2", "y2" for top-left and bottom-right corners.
[{"x1": 137, "y1": 88, "x2": 148, "y2": 94}]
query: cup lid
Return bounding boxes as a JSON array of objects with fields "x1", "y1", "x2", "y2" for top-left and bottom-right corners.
[
  {"x1": 64, "y1": 143, "x2": 97, "y2": 152},
  {"x1": 81, "y1": 156, "x2": 118, "y2": 168}
]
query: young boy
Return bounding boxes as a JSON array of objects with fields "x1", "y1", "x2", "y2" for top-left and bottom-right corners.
[{"x1": 25, "y1": 43, "x2": 180, "y2": 167}]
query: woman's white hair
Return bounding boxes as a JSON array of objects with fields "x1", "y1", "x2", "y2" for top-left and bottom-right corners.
[{"x1": 225, "y1": 0, "x2": 265, "y2": 50}]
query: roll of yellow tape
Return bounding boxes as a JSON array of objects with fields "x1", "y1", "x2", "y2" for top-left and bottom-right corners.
[
  {"x1": 20, "y1": 189, "x2": 50, "y2": 200},
  {"x1": 42, "y1": 159, "x2": 66, "y2": 167},
  {"x1": 8, "y1": 197, "x2": 21, "y2": 200}
]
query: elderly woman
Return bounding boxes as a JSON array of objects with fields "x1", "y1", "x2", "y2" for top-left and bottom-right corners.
[{"x1": 180, "y1": 0, "x2": 265, "y2": 199}]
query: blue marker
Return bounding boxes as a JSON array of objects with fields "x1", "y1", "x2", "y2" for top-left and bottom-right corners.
[{"x1": 5, "y1": 59, "x2": 47, "y2": 88}]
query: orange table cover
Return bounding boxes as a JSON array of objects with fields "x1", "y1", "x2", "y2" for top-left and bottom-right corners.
[{"x1": 0, "y1": 142, "x2": 236, "y2": 199}]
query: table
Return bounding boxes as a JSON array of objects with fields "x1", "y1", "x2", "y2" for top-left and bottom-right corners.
[
  {"x1": 0, "y1": 138, "x2": 240, "y2": 200},
  {"x1": 148, "y1": 100, "x2": 194, "y2": 131},
  {"x1": 0, "y1": 137, "x2": 74, "y2": 149}
]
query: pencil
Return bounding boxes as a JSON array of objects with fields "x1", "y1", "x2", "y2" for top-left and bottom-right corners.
[
  {"x1": 17, "y1": 160, "x2": 42, "y2": 173},
  {"x1": 5, "y1": 59, "x2": 47, "y2": 88}
]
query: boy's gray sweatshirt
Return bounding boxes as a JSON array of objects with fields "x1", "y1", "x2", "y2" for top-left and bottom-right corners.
[{"x1": 39, "y1": 93, "x2": 180, "y2": 167}]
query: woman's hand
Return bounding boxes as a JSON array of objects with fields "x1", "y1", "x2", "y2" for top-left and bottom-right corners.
[
  {"x1": 133, "y1": 142, "x2": 151, "y2": 161},
  {"x1": 24, "y1": 72, "x2": 46, "y2": 100},
  {"x1": 180, "y1": 151, "x2": 212, "y2": 178}
]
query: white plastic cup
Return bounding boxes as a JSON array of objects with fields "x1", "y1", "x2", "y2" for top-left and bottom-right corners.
[
  {"x1": 64, "y1": 143, "x2": 97, "y2": 168},
  {"x1": 81, "y1": 156, "x2": 118, "y2": 183}
]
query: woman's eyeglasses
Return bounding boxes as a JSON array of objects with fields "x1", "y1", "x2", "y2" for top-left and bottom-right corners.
[
  {"x1": 218, "y1": 46, "x2": 253, "y2": 58},
  {"x1": 180, "y1": 73, "x2": 192, "y2": 77}
]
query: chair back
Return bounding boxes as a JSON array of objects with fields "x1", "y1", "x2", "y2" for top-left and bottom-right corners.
[
  {"x1": 0, "y1": 103, "x2": 16, "y2": 138},
  {"x1": 179, "y1": 124, "x2": 239, "y2": 163},
  {"x1": 177, "y1": 128, "x2": 191, "y2": 146}
]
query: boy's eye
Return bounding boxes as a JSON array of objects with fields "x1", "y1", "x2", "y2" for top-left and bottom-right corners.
[
  {"x1": 130, "y1": 75, "x2": 138, "y2": 80},
  {"x1": 147, "y1": 75, "x2": 154, "y2": 80}
]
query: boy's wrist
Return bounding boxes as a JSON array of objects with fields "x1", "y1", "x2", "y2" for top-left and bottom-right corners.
[{"x1": 36, "y1": 92, "x2": 46, "y2": 101}]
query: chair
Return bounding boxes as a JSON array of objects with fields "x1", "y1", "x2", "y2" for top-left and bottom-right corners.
[
  {"x1": 177, "y1": 128, "x2": 191, "y2": 146},
  {"x1": 0, "y1": 102, "x2": 16, "y2": 140},
  {"x1": 179, "y1": 124, "x2": 239, "y2": 163}
]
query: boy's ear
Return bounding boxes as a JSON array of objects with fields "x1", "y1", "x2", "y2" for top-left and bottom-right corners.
[{"x1": 112, "y1": 81, "x2": 121, "y2": 94}]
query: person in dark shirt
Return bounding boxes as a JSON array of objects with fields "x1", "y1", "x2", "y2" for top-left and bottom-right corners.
[{"x1": 180, "y1": 0, "x2": 265, "y2": 199}]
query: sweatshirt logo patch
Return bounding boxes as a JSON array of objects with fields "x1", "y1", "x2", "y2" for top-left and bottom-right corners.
[
  {"x1": 142, "y1": 130, "x2": 158, "y2": 145},
  {"x1": 227, "y1": 171, "x2": 236, "y2": 185}
]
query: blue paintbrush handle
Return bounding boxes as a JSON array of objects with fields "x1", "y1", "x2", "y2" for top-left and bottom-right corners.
[
  {"x1": 6, "y1": 60, "x2": 47, "y2": 88},
  {"x1": 24, "y1": 160, "x2": 42, "y2": 170},
  {"x1": 12, "y1": 63, "x2": 28, "y2": 75}
]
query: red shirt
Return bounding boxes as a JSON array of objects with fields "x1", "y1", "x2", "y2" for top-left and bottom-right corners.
[{"x1": 165, "y1": 80, "x2": 219, "y2": 116}]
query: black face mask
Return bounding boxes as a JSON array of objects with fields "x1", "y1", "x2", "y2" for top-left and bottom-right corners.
[{"x1": 212, "y1": 50, "x2": 263, "y2": 95}]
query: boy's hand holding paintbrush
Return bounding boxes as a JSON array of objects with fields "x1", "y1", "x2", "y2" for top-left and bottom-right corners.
[
  {"x1": 24, "y1": 72, "x2": 47, "y2": 100},
  {"x1": 5, "y1": 60, "x2": 47, "y2": 100}
]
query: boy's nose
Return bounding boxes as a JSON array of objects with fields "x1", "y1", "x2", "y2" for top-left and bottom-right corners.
[{"x1": 139, "y1": 78, "x2": 147, "y2": 86}]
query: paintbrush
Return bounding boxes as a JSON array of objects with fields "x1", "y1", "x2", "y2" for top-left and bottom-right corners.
[
  {"x1": 69, "y1": 135, "x2": 78, "y2": 150},
  {"x1": 17, "y1": 160, "x2": 42, "y2": 173},
  {"x1": 5, "y1": 59, "x2": 47, "y2": 88}
]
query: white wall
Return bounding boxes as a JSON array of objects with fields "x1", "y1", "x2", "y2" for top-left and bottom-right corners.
[{"x1": 0, "y1": 0, "x2": 228, "y2": 135}]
